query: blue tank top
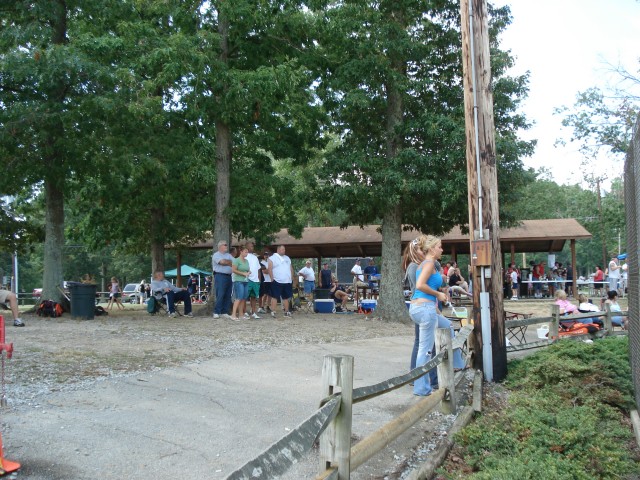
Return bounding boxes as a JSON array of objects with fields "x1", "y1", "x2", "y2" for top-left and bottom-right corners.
[{"x1": 411, "y1": 260, "x2": 442, "y2": 302}]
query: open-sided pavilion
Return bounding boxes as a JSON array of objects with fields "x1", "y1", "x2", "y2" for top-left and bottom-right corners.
[{"x1": 191, "y1": 218, "x2": 590, "y2": 269}]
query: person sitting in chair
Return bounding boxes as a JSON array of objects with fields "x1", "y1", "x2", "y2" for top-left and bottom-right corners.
[
  {"x1": 0, "y1": 289, "x2": 25, "y2": 326},
  {"x1": 150, "y1": 271, "x2": 193, "y2": 318},
  {"x1": 448, "y1": 267, "x2": 471, "y2": 301},
  {"x1": 330, "y1": 276, "x2": 350, "y2": 312}
]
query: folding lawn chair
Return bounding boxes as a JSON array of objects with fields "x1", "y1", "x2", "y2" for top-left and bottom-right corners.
[{"x1": 147, "y1": 291, "x2": 183, "y2": 316}]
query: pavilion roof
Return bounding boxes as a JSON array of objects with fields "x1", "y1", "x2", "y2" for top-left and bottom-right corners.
[{"x1": 189, "y1": 219, "x2": 591, "y2": 259}]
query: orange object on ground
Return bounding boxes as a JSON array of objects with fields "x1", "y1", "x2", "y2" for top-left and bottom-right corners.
[{"x1": 0, "y1": 315, "x2": 20, "y2": 475}]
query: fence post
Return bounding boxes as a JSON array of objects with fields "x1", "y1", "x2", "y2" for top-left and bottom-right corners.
[
  {"x1": 551, "y1": 305, "x2": 560, "y2": 340},
  {"x1": 319, "y1": 355, "x2": 354, "y2": 479},
  {"x1": 435, "y1": 328, "x2": 456, "y2": 414},
  {"x1": 604, "y1": 303, "x2": 612, "y2": 332}
]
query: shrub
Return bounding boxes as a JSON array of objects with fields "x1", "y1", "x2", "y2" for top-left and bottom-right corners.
[{"x1": 442, "y1": 337, "x2": 639, "y2": 479}]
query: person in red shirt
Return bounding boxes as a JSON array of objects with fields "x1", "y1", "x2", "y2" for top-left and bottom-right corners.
[
  {"x1": 593, "y1": 266, "x2": 604, "y2": 296},
  {"x1": 532, "y1": 262, "x2": 545, "y2": 298}
]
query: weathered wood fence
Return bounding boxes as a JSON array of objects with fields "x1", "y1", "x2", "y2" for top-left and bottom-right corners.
[
  {"x1": 224, "y1": 305, "x2": 628, "y2": 480},
  {"x1": 506, "y1": 304, "x2": 629, "y2": 353},
  {"x1": 224, "y1": 324, "x2": 474, "y2": 480}
]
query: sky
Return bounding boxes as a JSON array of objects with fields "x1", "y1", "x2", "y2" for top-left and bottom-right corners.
[{"x1": 492, "y1": 0, "x2": 640, "y2": 189}]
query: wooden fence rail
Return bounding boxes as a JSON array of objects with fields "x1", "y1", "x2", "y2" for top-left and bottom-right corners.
[
  {"x1": 224, "y1": 306, "x2": 629, "y2": 480},
  {"x1": 224, "y1": 325, "x2": 473, "y2": 480}
]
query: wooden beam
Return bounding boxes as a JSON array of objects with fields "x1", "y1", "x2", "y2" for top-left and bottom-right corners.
[
  {"x1": 571, "y1": 239, "x2": 578, "y2": 298},
  {"x1": 460, "y1": 0, "x2": 507, "y2": 380}
]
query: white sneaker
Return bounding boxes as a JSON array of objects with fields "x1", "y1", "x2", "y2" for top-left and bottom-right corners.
[
  {"x1": 185, "y1": 313, "x2": 194, "y2": 317},
  {"x1": 252, "y1": 313, "x2": 260, "y2": 319},
  {"x1": 257, "y1": 308, "x2": 266, "y2": 314},
  {"x1": 284, "y1": 311, "x2": 292, "y2": 317},
  {"x1": 213, "y1": 314, "x2": 220, "y2": 319},
  {"x1": 223, "y1": 314, "x2": 232, "y2": 319},
  {"x1": 243, "y1": 312, "x2": 250, "y2": 318},
  {"x1": 169, "y1": 312, "x2": 177, "y2": 318},
  {"x1": 271, "y1": 312, "x2": 276, "y2": 318}
]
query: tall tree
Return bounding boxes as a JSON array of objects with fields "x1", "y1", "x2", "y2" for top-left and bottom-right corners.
[
  {"x1": 186, "y1": 1, "x2": 324, "y2": 252},
  {"x1": 0, "y1": 1, "x2": 124, "y2": 302},
  {"x1": 65, "y1": 0, "x2": 212, "y2": 273},
  {"x1": 313, "y1": 1, "x2": 533, "y2": 320}
]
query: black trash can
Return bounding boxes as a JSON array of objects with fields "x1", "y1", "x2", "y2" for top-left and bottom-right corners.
[
  {"x1": 314, "y1": 288, "x2": 331, "y2": 299},
  {"x1": 68, "y1": 282, "x2": 97, "y2": 319}
]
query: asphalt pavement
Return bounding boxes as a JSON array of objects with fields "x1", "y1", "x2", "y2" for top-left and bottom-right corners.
[{"x1": 3, "y1": 336, "x2": 420, "y2": 480}]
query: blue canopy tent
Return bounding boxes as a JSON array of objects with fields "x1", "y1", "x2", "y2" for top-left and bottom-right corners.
[
  {"x1": 164, "y1": 265, "x2": 212, "y2": 295},
  {"x1": 164, "y1": 265, "x2": 212, "y2": 277},
  {"x1": 618, "y1": 253, "x2": 627, "y2": 260}
]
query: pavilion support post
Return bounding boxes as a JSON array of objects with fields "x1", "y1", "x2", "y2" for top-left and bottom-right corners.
[
  {"x1": 571, "y1": 239, "x2": 578, "y2": 298},
  {"x1": 451, "y1": 245, "x2": 457, "y2": 262},
  {"x1": 510, "y1": 243, "x2": 515, "y2": 265}
]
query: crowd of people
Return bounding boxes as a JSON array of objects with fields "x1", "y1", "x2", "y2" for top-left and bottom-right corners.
[
  {"x1": 211, "y1": 242, "x2": 383, "y2": 319},
  {"x1": 501, "y1": 254, "x2": 628, "y2": 300}
]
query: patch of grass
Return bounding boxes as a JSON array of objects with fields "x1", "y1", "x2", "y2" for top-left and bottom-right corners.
[{"x1": 441, "y1": 337, "x2": 639, "y2": 479}]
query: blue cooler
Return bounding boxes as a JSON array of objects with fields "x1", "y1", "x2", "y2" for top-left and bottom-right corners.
[
  {"x1": 361, "y1": 300, "x2": 377, "y2": 312},
  {"x1": 314, "y1": 299, "x2": 335, "y2": 313}
]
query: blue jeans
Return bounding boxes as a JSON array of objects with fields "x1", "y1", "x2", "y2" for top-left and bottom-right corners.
[
  {"x1": 233, "y1": 281, "x2": 249, "y2": 301},
  {"x1": 410, "y1": 314, "x2": 465, "y2": 386},
  {"x1": 214, "y1": 273, "x2": 232, "y2": 315},
  {"x1": 409, "y1": 302, "x2": 437, "y2": 396},
  {"x1": 166, "y1": 289, "x2": 192, "y2": 315}
]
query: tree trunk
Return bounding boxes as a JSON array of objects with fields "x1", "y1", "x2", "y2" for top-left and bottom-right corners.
[
  {"x1": 214, "y1": 9, "x2": 232, "y2": 250},
  {"x1": 377, "y1": 36, "x2": 409, "y2": 323},
  {"x1": 215, "y1": 119, "x2": 232, "y2": 247},
  {"x1": 377, "y1": 205, "x2": 410, "y2": 322},
  {"x1": 42, "y1": 177, "x2": 65, "y2": 303},
  {"x1": 150, "y1": 207, "x2": 165, "y2": 274},
  {"x1": 42, "y1": 0, "x2": 68, "y2": 304}
]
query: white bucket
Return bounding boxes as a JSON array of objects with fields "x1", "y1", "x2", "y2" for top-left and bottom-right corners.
[{"x1": 537, "y1": 324, "x2": 549, "y2": 339}]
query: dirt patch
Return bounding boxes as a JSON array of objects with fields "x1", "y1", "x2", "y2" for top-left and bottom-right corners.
[{"x1": 5, "y1": 304, "x2": 412, "y2": 408}]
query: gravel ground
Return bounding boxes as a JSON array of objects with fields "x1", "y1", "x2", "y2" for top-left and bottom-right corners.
[
  {"x1": 5, "y1": 303, "x2": 414, "y2": 410},
  {"x1": 0, "y1": 298, "x2": 580, "y2": 479}
]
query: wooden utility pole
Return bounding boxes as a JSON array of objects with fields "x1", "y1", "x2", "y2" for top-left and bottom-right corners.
[{"x1": 459, "y1": 0, "x2": 507, "y2": 381}]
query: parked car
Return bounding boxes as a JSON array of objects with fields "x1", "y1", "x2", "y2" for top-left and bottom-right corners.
[
  {"x1": 32, "y1": 288, "x2": 42, "y2": 298},
  {"x1": 122, "y1": 283, "x2": 140, "y2": 303}
]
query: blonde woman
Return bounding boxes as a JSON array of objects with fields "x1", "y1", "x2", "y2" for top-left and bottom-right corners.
[
  {"x1": 554, "y1": 289, "x2": 577, "y2": 315},
  {"x1": 409, "y1": 235, "x2": 448, "y2": 396},
  {"x1": 404, "y1": 238, "x2": 466, "y2": 388}
]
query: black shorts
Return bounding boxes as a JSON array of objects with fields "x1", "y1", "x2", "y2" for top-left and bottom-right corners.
[
  {"x1": 271, "y1": 281, "x2": 292, "y2": 300},
  {"x1": 260, "y1": 282, "x2": 272, "y2": 297}
]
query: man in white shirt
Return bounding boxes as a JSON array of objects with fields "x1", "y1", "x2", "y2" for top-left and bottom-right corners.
[
  {"x1": 351, "y1": 259, "x2": 368, "y2": 287},
  {"x1": 607, "y1": 255, "x2": 620, "y2": 293},
  {"x1": 298, "y1": 260, "x2": 316, "y2": 303},
  {"x1": 268, "y1": 245, "x2": 294, "y2": 318},
  {"x1": 245, "y1": 242, "x2": 262, "y2": 319}
]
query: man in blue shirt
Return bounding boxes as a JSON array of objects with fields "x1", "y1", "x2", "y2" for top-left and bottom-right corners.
[
  {"x1": 212, "y1": 240, "x2": 234, "y2": 319},
  {"x1": 363, "y1": 259, "x2": 379, "y2": 289}
]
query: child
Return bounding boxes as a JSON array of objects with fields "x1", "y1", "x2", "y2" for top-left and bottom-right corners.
[
  {"x1": 107, "y1": 277, "x2": 124, "y2": 311},
  {"x1": 510, "y1": 269, "x2": 518, "y2": 300},
  {"x1": 554, "y1": 289, "x2": 577, "y2": 315}
]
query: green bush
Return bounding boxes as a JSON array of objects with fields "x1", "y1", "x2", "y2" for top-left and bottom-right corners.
[{"x1": 442, "y1": 337, "x2": 639, "y2": 479}]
